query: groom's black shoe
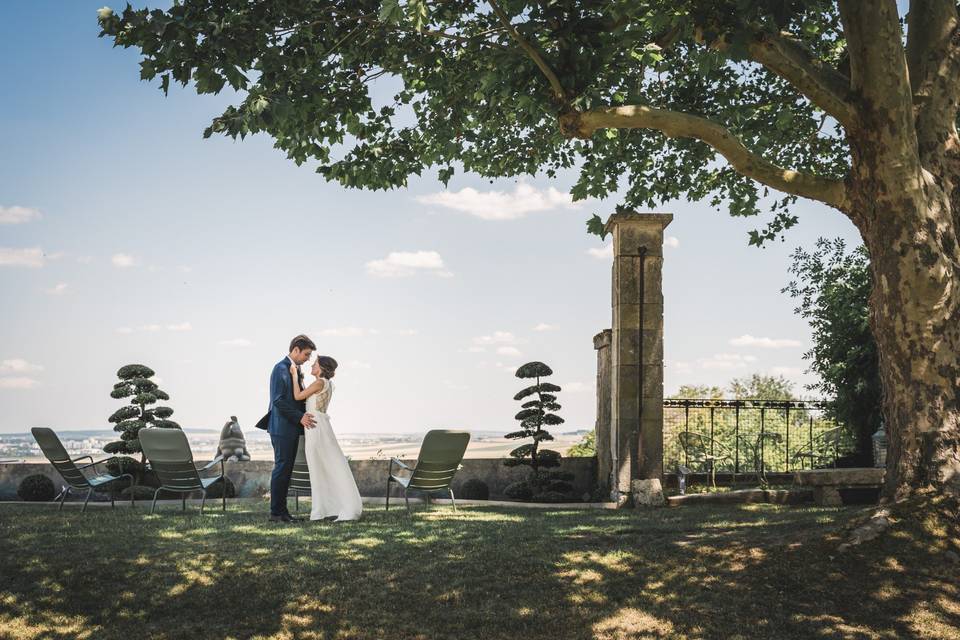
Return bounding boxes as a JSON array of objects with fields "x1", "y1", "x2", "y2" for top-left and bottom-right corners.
[{"x1": 269, "y1": 513, "x2": 296, "y2": 523}]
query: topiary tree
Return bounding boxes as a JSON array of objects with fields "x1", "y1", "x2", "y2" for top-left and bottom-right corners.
[
  {"x1": 505, "y1": 361, "x2": 574, "y2": 499},
  {"x1": 104, "y1": 364, "x2": 181, "y2": 462},
  {"x1": 17, "y1": 474, "x2": 55, "y2": 502}
]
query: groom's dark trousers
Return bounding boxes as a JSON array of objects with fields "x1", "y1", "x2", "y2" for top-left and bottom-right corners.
[{"x1": 267, "y1": 357, "x2": 306, "y2": 518}]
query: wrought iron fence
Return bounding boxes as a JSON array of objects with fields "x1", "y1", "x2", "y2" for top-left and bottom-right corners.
[{"x1": 663, "y1": 399, "x2": 857, "y2": 475}]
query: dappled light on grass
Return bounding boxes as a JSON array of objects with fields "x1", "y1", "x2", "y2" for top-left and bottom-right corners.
[
  {"x1": 1, "y1": 497, "x2": 958, "y2": 639},
  {"x1": 592, "y1": 607, "x2": 677, "y2": 640}
]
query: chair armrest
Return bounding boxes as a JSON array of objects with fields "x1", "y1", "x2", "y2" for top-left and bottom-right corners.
[
  {"x1": 71, "y1": 455, "x2": 94, "y2": 466},
  {"x1": 197, "y1": 455, "x2": 225, "y2": 473},
  {"x1": 76, "y1": 457, "x2": 117, "y2": 472},
  {"x1": 390, "y1": 457, "x2": 411, "y2": 471}
]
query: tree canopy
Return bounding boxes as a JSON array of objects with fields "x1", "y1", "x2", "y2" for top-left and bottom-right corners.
[{"x1": 98, "y1": 0, "x2": 850, "y2": 245}]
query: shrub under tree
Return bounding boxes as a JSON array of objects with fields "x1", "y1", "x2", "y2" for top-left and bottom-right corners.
[
  {"x1": 104, "y1": 364, "x2": 181, "y2": 461},
  {"x1": 784, "y1": 237, "x2": 880, "y2": 466}
]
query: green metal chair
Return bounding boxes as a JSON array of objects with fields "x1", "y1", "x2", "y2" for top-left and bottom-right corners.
[
  {"x1": 290, "y1": 436, "x2": 311, "y2": 513},
  {"x1": 139, "y1": 427, "x2": 225, "y2": 515},
  {"x1": 31, "y1": 427, "x2": 135, "y2": 512},
  {"x1": 386, "y1": 430, "x2": 470, "y2": 514}
]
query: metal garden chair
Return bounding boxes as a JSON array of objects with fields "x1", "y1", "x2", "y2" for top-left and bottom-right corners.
[
  {"x1": 139, "y1": 427, "x2": 225, "y2": 515},
  {"x1": 290, "y1": 435, "x2": 311, "y2": 513},
  {"x1": 386, "y1": 429, "x2": 470, "y2": 514},
  {"x1": 31, "y1": 427, "x2": 135, "y2": 512}
]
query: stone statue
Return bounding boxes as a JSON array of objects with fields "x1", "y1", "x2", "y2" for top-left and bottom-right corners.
[{"x1": 217, "y1": 416, "x2": 251, "y2": 462}]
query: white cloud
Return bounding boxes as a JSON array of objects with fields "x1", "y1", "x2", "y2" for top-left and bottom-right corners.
[
  {"x1": 177, "y1": 265, "x2": 193, "y2": 273},
  {"x1": 111, "y1": 253, "x2": 137, "y2": 268},
  {"x1": 140, "y1": 324, "x2": 163, "y2": 332},
  {"x1": 465, "y1": 346, "x2": 486, "y2": 353},
  {"x1": 670, "y1": 360, "x2": 694, "y2": 374},
  {"x1": 391, "y1": 329, "x2": 418, "y2": 336},
  {"x1": 587, "y1": 244, "x2": 613, "y2": 259},
  {"x1": 729, "y1": 334, "x2": 802, "y2": 349},
  {"x1": 0, "y1": 247, "x2": 46, "y2": 268},
  {"x1": 166, "y1": 322, "x2": 192, "y2": 332},
  {"x1": 698, "y1": 353, "x2": 758, "y2": 370},
  {"x1": 45, "y1": 283, "x2": 68, "y2": 295},
  {"x1": 219, "y1": 338, "x2": 252, "y2": 347},
  {"x1": 473, "y1": 331, "x2": 522, "y2": 346},
  {"x1": 563, "y1": 382, "x2": 592, "y2": 393},
  {"x1": 496, "y1": 346, "x2": 522, "y2": 357},
  {"x1": 366, "y1": 251, "x2": 452, "y2": 278},
  {"x1": 0, "y1": 377, "x2": 39, "y2": 389},
  {"x1": 416, "y1": 183, "x2": 578, "y2": 221},
  {"x1": 0, "y1": 359, "x2": 43, "y2": 374},
  {"x1": 665, "y1": 236, "x2": 680, "y2": 248},
  {"x1": 0, "y1": 206, "x2": 41, "y2": 224},
  {"x1": 533, "y1": 323, "x2": 557, "y2": 331},
  {"x1": 76, "y1": 256, "x2": 94, "y2": 264}
]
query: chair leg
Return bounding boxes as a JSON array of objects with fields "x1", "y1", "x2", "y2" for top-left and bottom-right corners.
[
  {"x1": 82, "y1": 488, "x2": 93, "y2": 513},
  {"x1": 385, "y1": 478, "x2": 391, "y2": 511},
  {"x1": 58, "y1": 487, "x2": 70, "y2": 512},
  {"x1": 295, "y1": 493, "x2": 299, "y2": 513},
  {"x1": 404, "y1": 488, "x2": 410, "y2": 515},
  {"x1": 200, "y1": 490, "x2": 207, "y2": 515},
  {"x1": 151, "y1": 488, "x2": 161, "y2": 515},
  {"x1": 222, "y1": 485, "x2": 226, "y2": 512},
  {"x1": 449, "y1": 488, "x2": 457, "y2": 512},
  {"x1": 182, "y1": 493, "x2": 186, "y2": 511},
  {"x1": 129, "y1": 476, "x2": 135, "y2": 508}
]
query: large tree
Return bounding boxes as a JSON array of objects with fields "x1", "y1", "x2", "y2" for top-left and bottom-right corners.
[{"x1": 98, "y1": 1, "x2": 960, "y2": 498}]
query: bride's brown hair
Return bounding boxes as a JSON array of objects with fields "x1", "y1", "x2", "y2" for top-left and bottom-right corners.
[{"x1": 316, "y1": 356, "x2": 338, "y2": 379}]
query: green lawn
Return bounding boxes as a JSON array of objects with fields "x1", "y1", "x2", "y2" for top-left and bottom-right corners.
[{"x1": 1, "y1": 496, "x2": 958, "y2": 640}]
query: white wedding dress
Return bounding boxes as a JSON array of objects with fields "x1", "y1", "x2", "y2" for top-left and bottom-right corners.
[{"x1": 304, "y1": 379, "x2": 363, "y2": 521}]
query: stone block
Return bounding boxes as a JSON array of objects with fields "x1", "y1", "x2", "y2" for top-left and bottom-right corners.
[
  {"x1": 613, "y1": 304, "x2": 664, "y2": 331},
  {"x1": 813, "y1": 486, "x2": 843, "y2": 506},
  {"x1": 793, "y1": 468, "x2": 884, "y2": 486},
  {"x1": 631, "y1": 478, "x2": 666, "y2": 507}
]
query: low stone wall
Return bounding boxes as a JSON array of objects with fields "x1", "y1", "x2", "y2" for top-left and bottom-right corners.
[{"x1": 0, "y1": 457, "x2": 598, "y2": 502}]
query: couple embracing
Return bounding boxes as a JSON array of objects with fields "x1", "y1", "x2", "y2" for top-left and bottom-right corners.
[{"x1": 264, "y1": 334, "x2": 362, "y2": 523}]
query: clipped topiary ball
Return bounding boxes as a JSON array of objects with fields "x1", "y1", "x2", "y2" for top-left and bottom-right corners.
[
  {"x1": 460, "y1": 478, "x2": 489, "y2": 500},
  {"x1": 530, "y1": 490, "x2": 573, "y2": 503},
  {"x1": 18, "y1": 474, "x2": 56, "y2": 502},
  {"x1": 515, "y1": 361, "x2": 553, "y2": 379},
  {"x1": 117, "y1": 364, "x2": 155, "y2": 379},
  {"x1": 503, "y1": 481, "x2": 533, "y2": 501}
]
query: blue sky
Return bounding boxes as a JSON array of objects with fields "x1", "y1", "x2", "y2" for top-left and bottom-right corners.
[{"x1": 0, "y1": 2, "x2": 863, "y2": 434}]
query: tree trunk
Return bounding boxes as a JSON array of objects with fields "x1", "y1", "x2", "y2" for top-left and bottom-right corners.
[{"x1": 852, "y1": 162, "x2": 960, "y2": 498}]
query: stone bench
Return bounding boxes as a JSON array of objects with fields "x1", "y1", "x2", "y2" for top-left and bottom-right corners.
[{"x1": 793, "y1": 468, "x2": 884, "y2": 506}]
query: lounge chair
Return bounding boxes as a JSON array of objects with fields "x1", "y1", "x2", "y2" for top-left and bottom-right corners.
[
  {"x1": 31, "y1": 427, "x2": 135, "y2": 512},
  {"x1": 290, "y1": 436, "x2": 311, "y2": 513},
  {"x1": 386, "y1": 430, "x2": 470, "y2": 513},
  {"x1": 139, "y1": 427, "x2": 225, "y2": 515}
]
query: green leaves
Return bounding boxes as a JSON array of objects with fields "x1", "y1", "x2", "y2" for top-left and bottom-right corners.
[
  {"x1": 586, "y1": 214, "x2": 607, "y2": 240},
  {"x1": 105, "y1": 362, "x2": 181, "y2": 456},
  {"x1": 379, "y1": 0, "x2": 402, "y2": 25},
  {"x1": 515, "y1": 361, "x2": 553, "y2": 379}
]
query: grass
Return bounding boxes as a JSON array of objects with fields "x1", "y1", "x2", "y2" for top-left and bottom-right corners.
[{"x1": 1, "y1": 495, "x2": 958, "y2": 640}]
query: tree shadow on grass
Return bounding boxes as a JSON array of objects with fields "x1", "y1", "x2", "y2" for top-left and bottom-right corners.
[{"x1": 0, "y1": 496, "x2": 957, "y2": 639}]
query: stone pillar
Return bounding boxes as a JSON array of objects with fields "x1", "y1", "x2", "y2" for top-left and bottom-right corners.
[
  {"x1": 593, "y1": 329, "x2": 613, "y2": 492},
  {"x1": 605, "y1": 212, "x2": 672, "y2": 506}
]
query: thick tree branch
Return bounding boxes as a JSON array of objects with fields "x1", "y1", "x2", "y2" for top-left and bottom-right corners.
[
  {"x1": 906, "y1": 0, "x2": 960, "y2": 154},
  {"x1": 563, "y1": 105, "x2": 849, "y2": 211},
  {"x1": 839, "y1": 0, "x2": 919, "y2": 165},
  {"x1": 487, "y1": 0, "x2": 567, "y2": 103},
  {"x1": 744, "y1": 29, "x2": 857, "y2": 130}
]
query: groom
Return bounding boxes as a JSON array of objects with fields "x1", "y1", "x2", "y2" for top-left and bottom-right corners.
[{"x1": 267, "y1": 334, "x2": 317, "y2": 523}]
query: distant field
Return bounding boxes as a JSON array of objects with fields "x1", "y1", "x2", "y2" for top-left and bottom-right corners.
[{"x1": 10, "y1": 432, "x2": 589, "y2": 463}]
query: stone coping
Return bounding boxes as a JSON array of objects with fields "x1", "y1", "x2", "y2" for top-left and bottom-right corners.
[
  {"x1": 793, "y1": 468, "x2": 885, "y2": 486},
  {"x1": 667, "y1": 489, "x2": 813, "y2": 507}
]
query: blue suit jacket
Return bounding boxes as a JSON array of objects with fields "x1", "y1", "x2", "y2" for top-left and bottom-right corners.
[{"x1": 267, "y1": 357, "x2": 306, "y2": 438}]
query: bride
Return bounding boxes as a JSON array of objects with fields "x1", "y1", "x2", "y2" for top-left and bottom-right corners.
[{"x1": 290, "y1": 355, "x2": 363, "y2": 522}]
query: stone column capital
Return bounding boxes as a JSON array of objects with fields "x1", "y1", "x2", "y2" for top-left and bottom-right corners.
[
  {"x1": 603, "y1": 212, "x2": 674, "y2": 236},
  {"x1": 593, "y1": 329, "x2": 612, "y2": 350}
]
